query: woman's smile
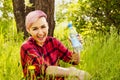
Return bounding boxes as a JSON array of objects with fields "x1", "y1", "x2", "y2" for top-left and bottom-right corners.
[{"x1": 37, "y1": 35, "x2": 45, "y2": 40}]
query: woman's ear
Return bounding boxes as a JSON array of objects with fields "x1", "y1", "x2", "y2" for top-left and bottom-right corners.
[{"x1": 26, "y1": 28, "x2": 30, "y2": 34}]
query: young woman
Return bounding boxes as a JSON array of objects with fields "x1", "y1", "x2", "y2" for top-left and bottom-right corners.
[{"x1": 20, "y1": 10, "x2": 90, "y2": 80}]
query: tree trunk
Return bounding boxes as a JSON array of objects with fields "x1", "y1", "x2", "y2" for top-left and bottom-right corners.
[
  {"x1": 25, "y1": 0, "x2": 35, "y2": 15},
  {"x1": 35, "y1": 0, "x2": 55, "y2": 36},
  {"x1": 12, "y1": 0, "x2": 28, "y2": 37}
]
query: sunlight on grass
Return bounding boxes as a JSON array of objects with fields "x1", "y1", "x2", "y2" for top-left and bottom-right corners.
[
  {"x1": 55, "y1": 24, "x2": 120, "y2": 80},
  {"x1": 81, "y1": 31, "x2": 120, "y2": 80},
  {"x1": 0, "y1": 21, "x2": 120, "y2": 79},
  {"x1": 0, "y1": 23, "x2": 24, "y2": 80}
]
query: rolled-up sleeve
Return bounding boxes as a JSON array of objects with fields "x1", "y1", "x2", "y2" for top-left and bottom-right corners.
[{"x1": 53, "y1": 38, "x2": 73, "y2": 63}]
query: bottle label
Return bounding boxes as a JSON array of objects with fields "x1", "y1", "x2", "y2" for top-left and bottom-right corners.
[{"x1": 70, "y1": 37, "x2": 82, "y2": 47}]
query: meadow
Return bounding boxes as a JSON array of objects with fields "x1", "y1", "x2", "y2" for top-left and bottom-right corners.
[
  {"x1": 0, "y1": 23, "x2": 120, "y2": 80},
  {"x1": 55, "y1": 25, "x2": 120, "y2": 80}
]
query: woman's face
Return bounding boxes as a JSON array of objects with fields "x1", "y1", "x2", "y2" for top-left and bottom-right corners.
[{"x1": 28, "y1": 17, "x2": 49, "y2": 46}]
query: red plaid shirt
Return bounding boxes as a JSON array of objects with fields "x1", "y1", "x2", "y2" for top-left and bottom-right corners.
[{"x1": 20, "y1": 36, "x2": 73, "y2": 80}]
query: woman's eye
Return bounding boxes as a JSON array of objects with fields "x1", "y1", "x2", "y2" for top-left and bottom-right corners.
[
  {"x1": 41, "y1": 25, "x2": 46, "y2": 28},
  {"x1": 32, "y1": 28, "x2": 38, "y2": 31}
]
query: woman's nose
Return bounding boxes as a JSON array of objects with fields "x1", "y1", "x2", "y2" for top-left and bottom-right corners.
[{"x1": 37, "y1": 29, "x2": 43, "y2": 35}]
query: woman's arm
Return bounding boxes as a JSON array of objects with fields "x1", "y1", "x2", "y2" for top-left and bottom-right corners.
[
  {"x1": 46, "y1": 66, "x2": 78, "y2": 77},
  {"x1": 46, "y1": 66, "x2": 91, "y2": 80},
  {"x1": 71, "y1": 53, "x2": 80, "y2": 65}
]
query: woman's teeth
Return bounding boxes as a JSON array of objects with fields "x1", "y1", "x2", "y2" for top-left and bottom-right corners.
[{"x1": 38, "y1": 35, "x2": 43, "y2": 38}]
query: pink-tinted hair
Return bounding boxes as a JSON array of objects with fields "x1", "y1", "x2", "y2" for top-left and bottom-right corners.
[{"x1": 25, "y1": 10, "x2": 47, "y2": 30}]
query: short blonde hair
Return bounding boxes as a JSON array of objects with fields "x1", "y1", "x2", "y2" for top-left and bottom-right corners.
[{"x1": 25, "y1": 10, "x2": 47, "y2": 31}]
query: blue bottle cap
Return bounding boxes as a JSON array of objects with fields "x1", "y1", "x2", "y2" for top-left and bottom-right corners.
[{"x1": 68, "y1": 22, "x2": 72, "y2": 28}]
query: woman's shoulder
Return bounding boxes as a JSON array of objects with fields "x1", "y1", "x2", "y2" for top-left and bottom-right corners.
[{"x1": 21, "y1": 37, "x2": 35, "y2": 49}]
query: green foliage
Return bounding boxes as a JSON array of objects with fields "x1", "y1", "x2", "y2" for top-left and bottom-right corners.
[
  {"x1": 56, "y1": 0, "x2": 120, "y2": 36},
  {"x1": 54, "y1": 24, "x2": 120, "y2": 79},
  {"x1": 0, "y1": 0, "x2": 120, "y2": 79},
  {"x1": 88, "y1": 0, "x2": 120, "y2": 32},
  {"x1": 55, "y1": 0, "x2": 69, "y2": 24},
  {"x1": 0, "y1": 0, "x2": 14, "y2": 35},
  {"x1": 0, "y1": 31, "x2": 24, "y2": 80},
  {"x1": 0, "y1": 7, "x2": 24, "y2": 79},
  {"x1": 80, "y1": 30, "x2": 120, "y2": 80},
  {"x1": 1, "y1": 21, "x2": 120, "y2": 80},
  {"x1": 2, "y1": 0, "x2": 13, "y2": 18},
  {"x1": 0, "y1": 39, "x2": 23, "y2": 80}
]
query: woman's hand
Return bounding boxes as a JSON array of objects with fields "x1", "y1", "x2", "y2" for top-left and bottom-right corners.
[
  {"x1": 77, "y1": 70, "x2": 91, "y2": 80},
  {"x1": 71, "y1": 53, "x2": 80, "y2": 65}
]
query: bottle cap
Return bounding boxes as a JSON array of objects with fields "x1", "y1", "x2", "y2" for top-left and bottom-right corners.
[{"x1": 68, "y1": 22, "x2": 72, "y2": 28}]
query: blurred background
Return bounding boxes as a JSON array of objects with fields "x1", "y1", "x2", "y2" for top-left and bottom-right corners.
[{"x1": 0, "y1": 0, "x2": 120, "y2": 80}]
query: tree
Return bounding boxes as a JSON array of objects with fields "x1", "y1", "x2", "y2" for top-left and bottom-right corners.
[
  {"x1": 73, "y1": 0, "x2": 120, "y2": 34},
  {"x1": 0, "y1": 0, "x2": 13, "y2": 33},
  {"x1": 12, "y1": 0, "x2": 55, "y2": 38},
  {"x1": 12, "y1": 0, "x2": 27, "y2": 37},
  {"x1": 88, "y1": 0, "x2": 120, "y2": 34},
  {"x1": 56, "y1": 0, "x2": 120, "y2": 35}
]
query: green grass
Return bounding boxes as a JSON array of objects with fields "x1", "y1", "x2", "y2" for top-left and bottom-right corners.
[
  {"x1": 82, "y1": 32, "x2": 120, "y2": 80},
  {"x1": 0, "y1": 26, "x2": 24, "y2": 80},
  {"x1": 54, "y1": 25, "x2": 120, "y2": 80},
  {"x1": 0, "y1": 23, "x2": 120, "y2": 80}
]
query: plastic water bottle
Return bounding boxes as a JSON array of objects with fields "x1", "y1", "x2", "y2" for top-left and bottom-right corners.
[{"x1": 68, "y1": 22, "x2": 83, "y2": 54}]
